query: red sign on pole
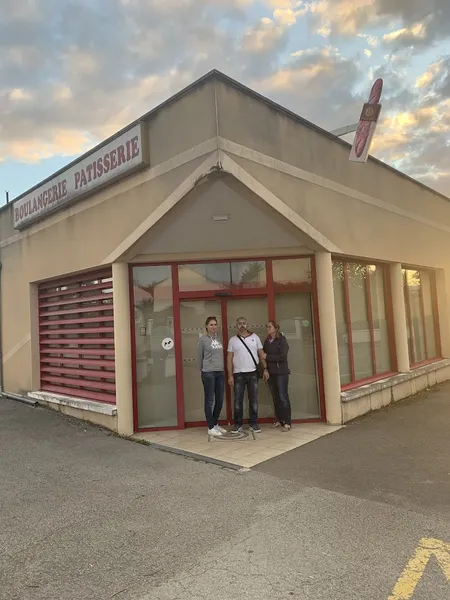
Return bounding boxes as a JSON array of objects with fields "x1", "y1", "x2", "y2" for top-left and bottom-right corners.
[{"x1": 349, "y1": 78, "x2": 383, "y2": 163}]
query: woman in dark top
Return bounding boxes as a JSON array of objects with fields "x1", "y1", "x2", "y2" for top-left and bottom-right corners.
[{"x1": 262, "y1": 320, "x2": 292, "y2": 431}]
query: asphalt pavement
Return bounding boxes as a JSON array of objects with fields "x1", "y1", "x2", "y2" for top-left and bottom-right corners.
[{"x1": 1, "y1": 384, "x2": 450, "y2": 600}]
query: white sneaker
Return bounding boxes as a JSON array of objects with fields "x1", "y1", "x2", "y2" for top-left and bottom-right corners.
[
  {"x1": 215, "y1": 425, "x2": 227, "y2": 434},
  {"x1": 208, "y1": 427, "x2": 222, "y2": 437}
]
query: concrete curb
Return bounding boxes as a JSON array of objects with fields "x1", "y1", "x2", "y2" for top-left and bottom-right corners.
[{"x1": 121, "y1": 435, "x2": 246, "y2": 472}]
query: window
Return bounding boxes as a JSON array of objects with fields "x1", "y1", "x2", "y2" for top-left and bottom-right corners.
[
  {"x1": 132, "y1": 265, "x2": 178, "y2": 428},
  {"x1": 403, "y1": 268, "x2": 440, "y2": 365},
  {"x1": 332, "y1": 261, "x2": 393, "y2": 386},
  {"x1": 178, "y1": 261, "x2": 266, "y2": 292},
  {"x1": 272, "y1": 258, "x2": 311, "y2": 289}
]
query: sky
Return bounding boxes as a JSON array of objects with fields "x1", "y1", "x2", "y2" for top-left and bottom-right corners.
[{"x1": 1, "y1": 0, "x2": 450, "y2": 202}]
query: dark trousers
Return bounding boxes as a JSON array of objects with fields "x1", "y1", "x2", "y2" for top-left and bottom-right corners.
[
  {"x1": 233, "y1": 371, "x2": 259, "y2": 427},
  {"x1": 201, "y1": 371, "x2": 225, "y2": 429},
  {"x1": 268, "y1": 374, "x2": 291, "y2": 425}
]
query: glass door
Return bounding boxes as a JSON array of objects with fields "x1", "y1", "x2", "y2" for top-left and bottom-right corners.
[
  {"x1": 274, "y1": 292, "x2": 321, "y2": 419},
  {"x1": 179, "y1": 299, "x2": 226, "y2": 424},
  {"x1": 226, "y1": 297, "x2": 273, "y2": 420}
]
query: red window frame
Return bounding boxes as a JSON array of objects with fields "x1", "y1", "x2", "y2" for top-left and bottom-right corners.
[
  {"x1": 38, "y1": 269, "x2": 116, "y2": 404},
  {"x1": 129, "y1": 255, "x2": 326, "y2": 431},
  {"x1": 335, "y1": 260, "x2": 397, "y2": 391},
  {"x1": 402, "y1": 267, "x2": 442, "y2": 368}
]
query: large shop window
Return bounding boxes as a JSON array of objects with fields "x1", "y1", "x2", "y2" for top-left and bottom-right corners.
[
  {"x1": 403, "y1": 268, "x2": 440, "y2": 365},
  {"x1": 333, "y1": 261, "x2": 393, "y2": 386},
  {"x1": 38, "y1": 269, "x2": 115, "y2": 403},
  {"x1": 132, "y1": 265, "x2": 178, "y2": 428}
]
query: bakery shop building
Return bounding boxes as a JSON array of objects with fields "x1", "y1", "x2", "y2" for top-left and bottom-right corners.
[{"x1": 2, "y1": 70, "x2": 450, "y2": 435}]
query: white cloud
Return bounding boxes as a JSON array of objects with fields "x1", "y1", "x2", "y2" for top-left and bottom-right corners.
[
  {"x1": 309, "y1": 0, "x2": 378, "y2": 35},
  {"x1": 308, "y1": 0, "x2": 450, "y2": 50},
  {"x1": 241, "y1": 17, "x2": 286, "y2": 53},
  {"x1": 1, "y1": 0, "x2": 450, "y2": 199},
  {"x1": 415, "y1": 59, "x2": 444, "y2": 89},
  {"x1": 9, "y1": 88, "x2": 32, "y2": 101},
  {"x1": 358, "y1": 33, "x2": 379, "y2": 47}
]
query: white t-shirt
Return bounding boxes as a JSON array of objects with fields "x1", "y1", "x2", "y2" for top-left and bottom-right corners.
[{"x1": 228, "y1": 333, "x2": 263, "y2": 373}]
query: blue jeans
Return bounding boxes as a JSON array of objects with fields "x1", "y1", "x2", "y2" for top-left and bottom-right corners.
[
  {"x1": 201, "y1": 371, "x2": 225, "y2": 430},
  {"x1": 233, "y1": 371, "x2": 259, "y2": 427},
  {"x1": 268, "y1": 374, "x2": 291, "y2": 425}
]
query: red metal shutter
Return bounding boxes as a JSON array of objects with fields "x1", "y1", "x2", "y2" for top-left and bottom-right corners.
[{"x1": 38, "y1": 269, "x2": 116, "y2": 404}]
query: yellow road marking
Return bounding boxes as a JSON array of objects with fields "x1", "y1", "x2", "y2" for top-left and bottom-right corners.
[{"x1": 388, "y1": 538, "x2": 450, "y2": 599}]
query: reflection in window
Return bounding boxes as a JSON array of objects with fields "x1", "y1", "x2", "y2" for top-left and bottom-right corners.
[
  {"x1": 332, "y1": 260, "x2": 393, "y2": 386},
  {"x1": 332, "y1": 262, "x2": 351, "y2": 385},
  {"x1": 370, "y1": 266, "x2": 391, "y2": 375},
  {"x1": 132, "y1": 265, "x2": 178, "y2": 428},
  {"x1": 178, "y1": 261, "x2": 266, "y2": 292},
  {"x1": 272, "y1": 258, "x2": 311, "y2": 289},
  {"x1": 348, "y1": 265, "x2": 373, "y2": 381},
  {"x1": 403, "y1": 268, "x2": 439, "y2": 365},
  {"x1": 274, "y1": 292, "x2": 320, "y2": 419}
]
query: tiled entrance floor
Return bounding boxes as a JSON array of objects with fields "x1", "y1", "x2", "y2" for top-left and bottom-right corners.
[{"x1": 132, "y1": 423, "x2": 343, "y2": 468}]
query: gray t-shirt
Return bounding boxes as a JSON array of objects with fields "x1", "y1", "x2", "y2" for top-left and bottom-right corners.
[{"x1": 196, "y1": 335, "x2": 224, "y2": 372}]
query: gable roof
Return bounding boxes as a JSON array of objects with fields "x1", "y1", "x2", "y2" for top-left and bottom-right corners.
[{"x1": 4, "y1": 69, "x2": 449, "y2": 213}]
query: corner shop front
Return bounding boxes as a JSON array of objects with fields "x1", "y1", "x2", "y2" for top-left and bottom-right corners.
[
  {"x1": 131, "y1": 256, "x2": 325, "y2": 431},
  {"x1": 2, "y1": 70, "x2": 450, "y2": 440}
]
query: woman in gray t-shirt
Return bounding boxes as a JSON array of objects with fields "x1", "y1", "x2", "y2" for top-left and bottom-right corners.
[{"x1": 196, "y1": 316, "x2": 226, "y2": 437}]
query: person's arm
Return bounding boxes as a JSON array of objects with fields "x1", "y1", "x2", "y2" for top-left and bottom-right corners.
[
  {"x1": 265, "y1": 337, "x2": 289, "y2": 362},
  {"x1": 256, "y1": 336, "x2": 267, "y2": 370},
  {"x1": 227, "y1": 352, "x2": 234, "y2": 386},
  {"x1": 257, "y1": 348, "x2": 268, "y2": 370},
  {"x1": 256, "y1": 337, "x2": 269, "y2": 381},
  {"x1": 196, "y1": 338, "x2": 204, "y2": 370},
  {"x1": 227, "y1": 338, "x2": 234, "y2": 385},
  {"x1": 267, "y1": 337, "x2": 289, "y2": 362}
]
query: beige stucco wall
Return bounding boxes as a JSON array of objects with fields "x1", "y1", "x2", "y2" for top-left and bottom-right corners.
[
  {"x1": 0, "y1": 155, "x2": 214, "y2": 392},
  {"x1": 1, "y1": 72, "x2": 450, "y2": 400},
  {"x1": 215, "y1": 79, "x2": 450, "y2": 232},
  {"x1": 0, "y1": 79, "x2": 218, "y2": 394},
  {"x1": 124, "y1": 173, "x2": 315, "y2": 262},
  {"x1": 214, "y1": 79, "x2": 450, "y2": 356}
]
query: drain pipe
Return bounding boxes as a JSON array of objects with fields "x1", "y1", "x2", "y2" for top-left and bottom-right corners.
[
  {"x1": 2, "y1": 391, "x2": 38, "y2": 406},
  {"x1": 0, "y1": 262, "x2": 37, "y2": 407}
]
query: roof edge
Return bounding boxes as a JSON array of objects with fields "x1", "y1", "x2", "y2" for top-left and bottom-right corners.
[
  {"x1": 2, "y1": 68, "x2": 449, "y2": 214},
  {"x1": 210, "y1": 70, "x2": 450, "y2": 203},
  {"x1": 4, "y1": 70, "x2": 221, "y2": 210}
]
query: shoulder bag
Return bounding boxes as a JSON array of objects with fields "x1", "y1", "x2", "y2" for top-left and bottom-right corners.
[{"x1": 237, "y1": 335, "x2": 264, "y2": 379}]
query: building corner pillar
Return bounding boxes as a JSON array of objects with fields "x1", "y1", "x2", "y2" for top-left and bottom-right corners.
[
  {"x1": 315, "y1": 252, "x2": 342, "y2": 425},
  {"x1": 390, "y1": 263, "x2": 410, "y2": 373},
  {"x1": 112, "y1": 262, "x2": 134, "y2": 436}
]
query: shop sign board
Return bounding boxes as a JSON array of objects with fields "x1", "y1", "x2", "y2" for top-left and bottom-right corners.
[
  {"x1": 13, "y1": 122, "x2": 149, "y2": 229},
  {"x1": 349, "y1": 78, "x2": 383, "y2": 163}
]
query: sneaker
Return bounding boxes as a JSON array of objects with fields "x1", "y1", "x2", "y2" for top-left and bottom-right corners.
[
  {"x1": 281, "y1": 424, "x2": 291, "y2": 432},
  {"x1": 215, "y1": 425, "x2": 227, "y2": 434},
  {"x1": 208, "y1": 427, "x2": 222, "y2": 437},
  {"x1": 250, "y1": 424, "x2": 261, "y2": 433},
  {"x1": 272, "y1": 421, "x2": 281, "y2": 428},
  {"x1": 230, "y1": 425, "x2": 243, "y2": 434}
]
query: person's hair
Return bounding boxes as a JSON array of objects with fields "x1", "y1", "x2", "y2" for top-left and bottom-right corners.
[
  {"x1": 267, "y1": 320, "x2": 281, "y2": 338},
  {"x1": 236, "y1": 316, "x2": 247, "y2": 324},
  {"x1": 205, "y1": 316, "x2": 218, "y2": 328}
]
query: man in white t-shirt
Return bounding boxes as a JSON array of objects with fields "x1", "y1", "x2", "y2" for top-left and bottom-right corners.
[{"x1": 227, "y1": 316, "x2": 268, "y2": 433}]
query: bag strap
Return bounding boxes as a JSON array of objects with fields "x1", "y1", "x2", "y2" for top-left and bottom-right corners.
[{"x1": 237, "y1": 335, "x2": 259, "y2": 368}]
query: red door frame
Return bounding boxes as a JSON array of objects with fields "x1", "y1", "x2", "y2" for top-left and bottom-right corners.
[
  {"x1": 129, "y1": 255, "x2": 326, "y2": 432},
  {"x1": 183, "y1": 293, "x2": 270, "y2": 428}
]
